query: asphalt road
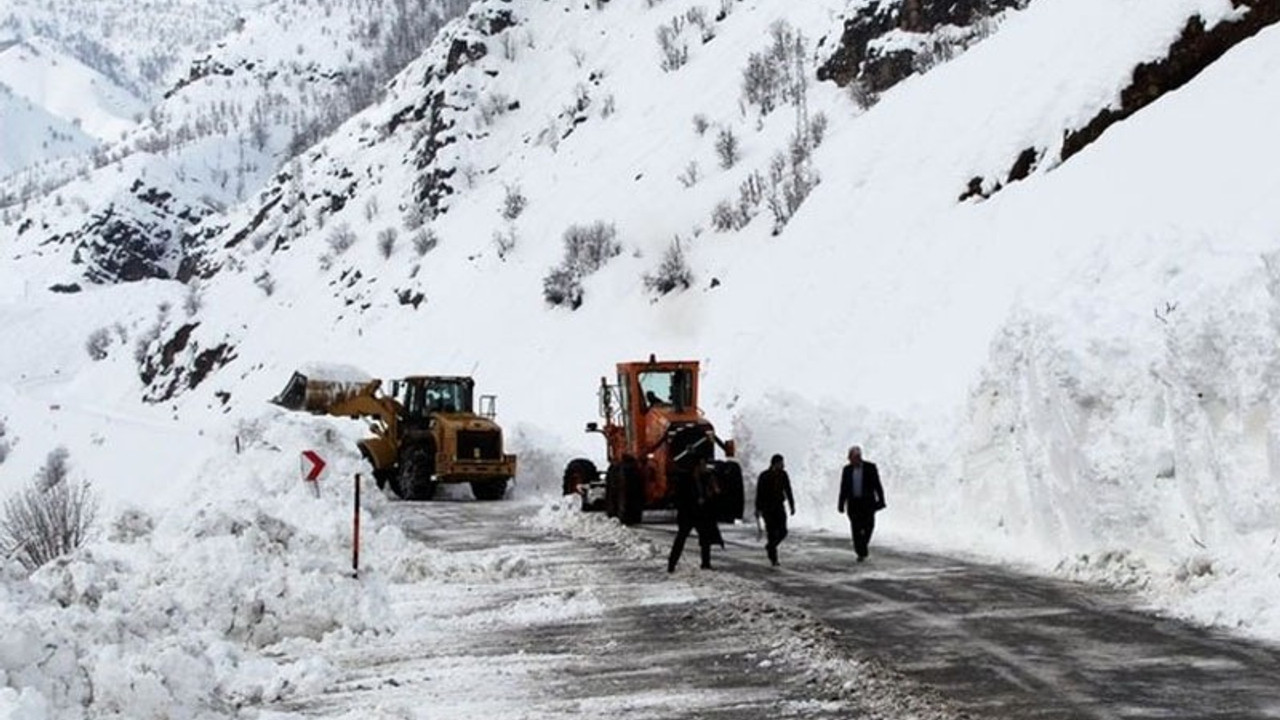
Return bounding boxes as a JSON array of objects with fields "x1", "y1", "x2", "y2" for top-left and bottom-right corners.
[
  {"x1": 268, "y1": 497, "x2": 1280, "y2": 719},
  {"x1": 640, "y1": 519, "x2": 1280, "y2": 720}
]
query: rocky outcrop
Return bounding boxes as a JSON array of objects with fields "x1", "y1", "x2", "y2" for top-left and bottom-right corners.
[
  {"x1": 818, "y1": 0, "x2": 1028, "y2": 97},
  {"x1": 36, "y1": 179, "x2": 213, "y2": 284},
  {"x1": 961, "y1": 0, "x2": 1280, "y2": 202}
]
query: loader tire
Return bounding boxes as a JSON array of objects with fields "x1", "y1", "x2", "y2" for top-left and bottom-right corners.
[
  {"x1": 396, "y1": 445, "x2": 437, "y2": 501},
  {"x1": 471, "y1": 478, "x2": 508, "y2": 501},
  {"x1": 714, "y1": 460, "x2": 744, "y2": 523}
]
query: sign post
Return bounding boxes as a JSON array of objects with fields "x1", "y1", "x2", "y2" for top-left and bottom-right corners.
[
  {"x1": 352, "y1": 473, "x2": 361, "y2": 578},
  {"x1": 301, "y1": 450, "x2": 326, "y2": 498}
]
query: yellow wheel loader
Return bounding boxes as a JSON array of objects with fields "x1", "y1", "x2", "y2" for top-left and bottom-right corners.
[{"x1": 271, "y1": 371, "x2": 517, "y2": 500}]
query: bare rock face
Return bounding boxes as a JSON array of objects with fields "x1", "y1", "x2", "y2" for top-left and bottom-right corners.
[
  {"x1": 817, "y1": 0, "x2": 1028, "y2": 96},
  {"x1": 1062, "y1": 0, "x2": 1280, "y2": 162},
  {"x1": 961, "y1": 0, "x2": 1280, "y2": 202}
]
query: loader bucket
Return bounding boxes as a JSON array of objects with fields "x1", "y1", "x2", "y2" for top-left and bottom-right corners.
[{"x1": 270, "y1": 371, "x2": 378, "y2": 414}]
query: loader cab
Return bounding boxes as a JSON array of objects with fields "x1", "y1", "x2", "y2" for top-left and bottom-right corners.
[{"x1": 400, "y1": 376, "x2": 474, "y2": 424}]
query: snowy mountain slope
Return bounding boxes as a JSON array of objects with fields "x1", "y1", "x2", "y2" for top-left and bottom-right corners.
[
  {"x1": 2, "y1": 9, "x2": 1280, "y2": 719},
  {"x1": 0, "y1": 0, "x2": 257, "y2": 100},
  {"x1": 0, "y1": 0, "x2": 470, "y2": 286},
  {"x1": 0, "y1": 38, "x2": 144, "y2": 143},
  {"x1": 0, "y1": 83, "x2": 97, "y2": 178},
  {"x1": 161, "y1": 0, "x2": 1280, "y2": 631}
]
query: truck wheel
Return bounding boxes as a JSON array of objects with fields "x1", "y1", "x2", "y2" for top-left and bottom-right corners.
[
  {"x1": 714, "y1": 460, "x2": 744, "y2": 523},
  {"x1": 471, "y1": 478, "x2": 508, "y2": 501},
  {"x1": 618, "y1": 460, "x2": 644, "y2": 527},
  {"x1": 563, "y1": 458, "x2": 598, "y2": 497},
  {"x1": 604, "y1": 463, "x2": 622, "y2": 518}
]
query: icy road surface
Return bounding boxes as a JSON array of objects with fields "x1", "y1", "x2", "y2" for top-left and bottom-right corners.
[
  {"x1": 642, "y1": 523, "x2": 1280, "y2": 720},
  {"x1": 263, "y1": 497, "x2": 1280, "y2": 719}
]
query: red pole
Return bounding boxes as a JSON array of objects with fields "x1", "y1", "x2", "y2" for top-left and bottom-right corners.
[{"x1": 353, "y1": 473, "x2": 361, "y2": 578}]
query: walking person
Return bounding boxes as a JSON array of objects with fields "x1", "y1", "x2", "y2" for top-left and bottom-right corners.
[
  {"x1": 756, "y1": 454, "x2": 795, "y2": 566},
  {"x1": 836, "y1": 445, "x2": 885, "y2": 562},
  {"x1": 668, "y1": 462, "x2": 724, "y2": 572}
]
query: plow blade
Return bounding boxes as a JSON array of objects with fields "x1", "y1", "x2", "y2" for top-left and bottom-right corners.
[{"x1": 270, "y1": 371, "x2": 379, "y2": 414}]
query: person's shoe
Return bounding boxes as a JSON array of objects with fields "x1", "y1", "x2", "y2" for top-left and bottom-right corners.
[
  {"x1": 856, "y1": 555, "x2": 866, "y2": 563},
  {"x1": 667, "y1": 562, "x2": 677, "y2": 573},
  {"x1": 770, "y1": 559, "x2": 780, "y2": 567},
  {"x1": 700, "y1": 563, "x2": 713, "y2": 570}
]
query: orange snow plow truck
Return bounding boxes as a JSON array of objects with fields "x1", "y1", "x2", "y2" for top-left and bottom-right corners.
[
  {"x1": 272, "y1": 370, "x2": 516, "y2": 501},
  {"x1": 562, "y1": 355, "x2": 743, "y2": 525}
]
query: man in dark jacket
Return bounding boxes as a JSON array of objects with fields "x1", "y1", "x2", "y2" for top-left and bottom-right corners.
[
  {"x1": 668, "y1": 462, "x2": 724, "y2": 572},
  {"x1": 756, "y1": 453, "x2": 795, "y2": 566},
  {"x1": 836, "y1": 445, "x2": 885, "y2": 562}
]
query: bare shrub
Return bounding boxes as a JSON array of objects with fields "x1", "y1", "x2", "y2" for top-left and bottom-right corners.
[
  {"x1": 478, "y1": 92, "x2": 513, "y2": 127},
  {"x1": 563, "y1": 221, "x2": 622, "y2": 274},
  {"x1": 692, "y1": 114, "x2": 710, "y2": 136},
  {"x1": 1, "y1": 448, "x2": 99, "y2": 573},
  {"x1": 677, "y1": 160, "x2": 701, "y2": 188},
  {"x1": 656, "y1": 20, "x2": 689, "y2": 72},
  {"x1": 711, "y1": 200, "x2": 736, "y2": 231},
  {"x1": 328, "y1": 224, "x2": 357, "y2": 255},
  {"x1": 493, "y1": 224, "x2": 518, "y2": 259},
  {"x1": 412, "y1": 228, "x2": 439, "y2": 256},
  {"x1": 377, "y1": 227, "x2": 398, "y2": 258},
  {"x1": 254, "y1": 271, "x2": 277, "y2": 296},
  {"x1": 86, "y1": 327, "x2": 112, "y2": 361},
  {"x1": 543, "y1": 221, "x2": 622, "y2": 308},
  {"x1": 644, "y1": 237, "x2": 694, "y2": 295},
  {"x1": 501, "y1": 183, "x2": 527, "y2": 220},
  {"x1": 810, "y1": 111, "x2": 829, "y2": 147},
  {"x1": 742, "y1": 21, "x2": 807, "y2": 117},
  {"x1": 404, "y1": 203, "x2": 429, "y2": 231},
  {"x1": 600, "y1": 94, "x2": 617, "y2": 118},
  {"x1": 765, "y1": 137, "x2": 820, "y2": 235},
  {"x1": 542, "y1": 266, "x2": 584, "y2": 309},
  {"x1": 715, "y1": 127, "x2": 739, "y2": 169},
  {"x1": 183, "y1": 281, "x2": 203, "y2": 316},
  {"x1": 0, "y1": 418, "x2": 10, "y2": 464}
]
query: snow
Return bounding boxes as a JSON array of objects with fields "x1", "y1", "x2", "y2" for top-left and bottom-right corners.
[
  {"x1": 0, "y1": 39, "x2": 143, "y2": 143},
  {"x1": 2, "y1": 0, "x2": 1280, "y2": 715}
]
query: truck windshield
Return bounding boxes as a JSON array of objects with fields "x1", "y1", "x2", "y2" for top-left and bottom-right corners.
[{"x1": 638, "y1": 369, "x2": 693, "y2": 411}]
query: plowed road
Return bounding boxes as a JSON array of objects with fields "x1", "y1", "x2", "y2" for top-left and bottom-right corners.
[
  {"x1": 269, "y1": 499, "x2": 1280, "y2": 719},
  {"x1": 644, "y1": 521, "x2": 1280, "y2": 720}
]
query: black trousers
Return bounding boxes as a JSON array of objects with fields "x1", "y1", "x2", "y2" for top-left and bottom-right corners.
[
  {"x1": 847, "y1": 508, "x2": 876, "y2": 558},
  {"x1": 761, "y1": 507, "x2": 788, "y2": 564},
  {"x1": 669, "y1": 516, "x2": 716, "y2": 570}
]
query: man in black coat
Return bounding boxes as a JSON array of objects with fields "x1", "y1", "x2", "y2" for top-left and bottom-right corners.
[
  {"x1": 668, "y1": 462, "x2": 724, "y2": 572},
  {"x1": 836, "y1": 445, "x2": 885, "y2": 562},
  {"x1": 756, "y1": 453, "x2": 795, "y2": 566}
]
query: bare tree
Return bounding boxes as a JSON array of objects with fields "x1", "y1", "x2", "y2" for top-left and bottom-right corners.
[
  {"x1": 501, "y1": 183, "x2": 527, "y2": 221},
  {"x1": 1, "y1": 448, "x2": 99, "y2": 573},
  {"x1": 715, "y1": 127, "x2": 740, "y2": 169},
  {"x1": 644, "y1": 237, "x2": 694, "y2": 295},
  {"x1": 377, "y1": 227, "x2": 398, "y2": 258}
]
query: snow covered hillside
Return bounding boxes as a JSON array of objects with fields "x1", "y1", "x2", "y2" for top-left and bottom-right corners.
[{"x1": 3, "y1": 0, "x2": 1280, "y2": 713}]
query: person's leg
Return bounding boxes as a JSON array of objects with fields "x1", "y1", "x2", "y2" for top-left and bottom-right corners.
[
  {"x1": 764, "y1": 510, "x2": 783, "y2": 565},
  {"x1": 852, "y1": 512, "x2": 870, "y2": 559},
  {"x1": 668, "y1": 521, "x2": 692, "y2": 572},
  {"x1": 696, "y1": 527, "x2": 716, "y2": 566}
]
